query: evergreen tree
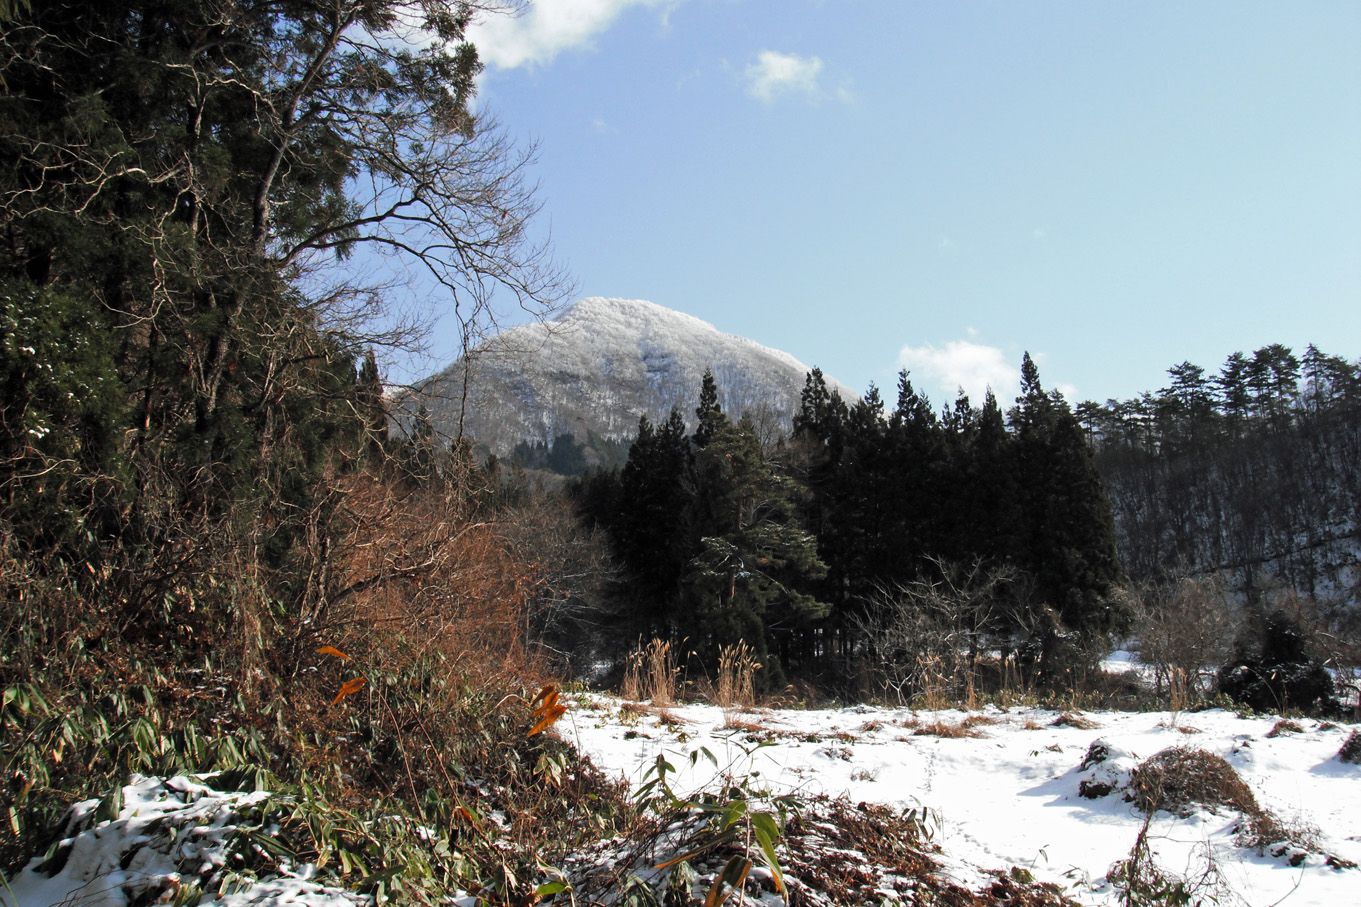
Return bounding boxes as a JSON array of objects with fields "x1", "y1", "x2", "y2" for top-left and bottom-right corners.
[
  {"x1": 1160, "y1": 360, "x2": 1216, "y2": 451},
  {"x1": 1009, "y1": 353, "x2": 1126, "y2": 682},
  {"x1": 693, "y1": 368, "x2": 728, "y2": 448},
  {"x1": 614, "y1": 411, "x2": 695, "y2": 636},
  {"x1": 0, "y1": 0, "x2": 557, "y2": 639},
  {"x1": 1218, "y1": 352, "x2": 1253, "y2": 435},
  {"x1": 356, "y1": 350, "x2": 389, "y2": 464},
  {"x1": 1248, "y1": 344, "x2": 1300, "y2": 423},
  {"x1": 683, "y1": 418, "x2": 827, "y2": 683},
  {"x1": 888, "y1": 370, "x2": 944, "y2": 571},
  {"x1": 968, "y1": 388, "x2": 1020, "y2": 566},
  {"x1": 793, "y1": 367, "x2": 848, "y2": 451}
]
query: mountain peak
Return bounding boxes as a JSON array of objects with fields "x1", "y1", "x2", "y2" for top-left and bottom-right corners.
[{"x1": 411, "y1": 297, "x2": 851, "y2": 458}]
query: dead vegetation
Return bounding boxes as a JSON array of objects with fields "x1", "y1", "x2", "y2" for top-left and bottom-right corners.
[
  {"x1": 1127, "y1": 747, "x2": 1318, "y2": 855},
  {"x1": 782, "y1": 798, "x2": 1079, "y2": 906},
  {"x1": 914, "y1": 719, "x2": 988, "y2": 739},
  {"x1": 1339, "y1": 730, "x2": 1361, "y2": 764},
  {"x1": 1129, "y1": 747, "x2": 1259, "y2": 819},
  {"x1": 1051, "y1": 711, "x2": 1102, "y2": 730},
  {"x1": 1266, "y1": 718, "x2": 1305, "y2": 738},
  {"x1": 715, "y1": 641, "x2": 761, "y2": 709},
  {"x1": 621, "y1": 638, "x2": 680, "y2": 705}
]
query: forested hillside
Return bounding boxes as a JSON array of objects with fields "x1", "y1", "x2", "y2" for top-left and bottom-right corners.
[{"x1": 1081, "y1": 344, "x2": 1361, "y2": 608}]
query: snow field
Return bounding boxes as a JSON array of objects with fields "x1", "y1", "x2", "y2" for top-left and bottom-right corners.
[{"x1": 566, "y1": 696, "x2": 1361, "y2": 906}]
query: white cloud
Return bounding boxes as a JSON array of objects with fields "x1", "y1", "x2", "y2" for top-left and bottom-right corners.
[
  {"x1": 897, "y1": 340, "x2": 1019, "y2": 406},
  {"x1": 469, "y1": 0, "x2": 674, "y2": 70},
  {"x1": 745, "y1": 50, "x2": 824, "y2": 103}
]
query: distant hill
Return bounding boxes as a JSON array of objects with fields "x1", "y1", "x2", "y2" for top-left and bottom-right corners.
[{"x1": 404, "y1": 297, "x2": 855, "y2": 463}]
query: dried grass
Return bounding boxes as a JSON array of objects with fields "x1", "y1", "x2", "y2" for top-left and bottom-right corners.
[
  {"x1": 621, "y1": 638, "x2": 679, "y2": 706},
  {"x1": 654, "y1": 709, "x2": 687, "y2": 728},
  {"x1": 913, "y1": 720, "x2": 984, "y2": 739},
  {"x1": 619, "y1": 700, "x2": 650, "y2": 718},
  {"x1": 1266, "y1": 719, "x2": 1304, "y2": 738},
  {"x1": 715, "y1": 641, "x2": 760, "y2": 709},
  {"x1": 1050, "y1": 712, "x2": 1101, "y2": 730},
  {"x1": 782, "y1": 797, "x2": 1077, "y2": 906},
  {"x1": 1127, "y1": 747, "x2": 1309, "y2": 852},
  {"x1": 1129, "y1": 747, "x2": 1258, "y2": 818}
]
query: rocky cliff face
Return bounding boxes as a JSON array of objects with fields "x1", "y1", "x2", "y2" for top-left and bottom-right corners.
[{"x1": 406, "y1": 297, "x2": 854, "y2": 456}]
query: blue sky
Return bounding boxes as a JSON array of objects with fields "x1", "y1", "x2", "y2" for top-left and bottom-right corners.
[{"x1": 397, "y1": 0, "x2": 1361, "y2": 408}]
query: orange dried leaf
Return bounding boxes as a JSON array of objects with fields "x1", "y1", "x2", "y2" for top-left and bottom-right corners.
[
  {"x1": 704, "y1": 857, "x2": 751, "y2": 907},
  {"x1": 315, "y1": 645, "x2": 351, "y2": 661},
  {"x1": 530, "y1": 684, "x2": 558, "y2": 709},
  {"x1": 331, "y1": 676, "x2": 367, "y2": 705},
  {"x1": 527, "y1": 702, "x2": 568, "y2": 737}
]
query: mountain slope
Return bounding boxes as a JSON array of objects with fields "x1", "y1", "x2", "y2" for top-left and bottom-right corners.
[{"x1": 409, "y1": 297, "x2": 853, "y2": 456}]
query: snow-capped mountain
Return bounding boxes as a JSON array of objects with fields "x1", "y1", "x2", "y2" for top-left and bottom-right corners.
[{"x1": 407, "y1": 297, "x2": 853, "y2": 456}]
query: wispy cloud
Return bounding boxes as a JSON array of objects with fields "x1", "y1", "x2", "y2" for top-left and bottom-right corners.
[
  {"x1": 469, "y1": 0, "x2": 676, "y2": 70},
  {"x1": 744, "y1": 50, "x2": 825, "y2": 103},
  {"x1": 897, "y1": 339, "x2": 1019, "y2": 406}
]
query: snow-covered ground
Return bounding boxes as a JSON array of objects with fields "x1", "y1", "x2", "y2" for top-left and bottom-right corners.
[
  {"x1": 567, "y1": 696, "x2": 1361, "y2": 906},
  {"x1": 0, "y1": 775, "x2": 364, "y2": 907}
]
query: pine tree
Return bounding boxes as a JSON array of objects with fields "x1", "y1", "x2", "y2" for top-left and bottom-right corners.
[
  {"x1": 356, "y1": 350, "x2": 389, "y2": 464},
  {"x1": 683, "y1": 418, "x2": 827, "y2": 683},
  {"x1": 1218, "y1": 352, "x2": 1252, "y2": 435},
  {"x1": 1009, "y1": 353, "x2": 1126, "y2": 683},
  {"x1": 793, "y1": 367, "x2": 847, "y2": 450},
  {"x1": 693, "y1": 368, "x2": 728, "y2": 448},
  {"x1": 614, "y1": 411, "x2": 695, "y2": 637}
]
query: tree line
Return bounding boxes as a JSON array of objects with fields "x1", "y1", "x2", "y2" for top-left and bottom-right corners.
[
  {"x1": 574, "y1": 357, "x2": 1126, "y2": 696},
  {"x1": 1076, "y1": 342, "x2": 1360, "y2": 458},
  {"x1": 1084, "y1": 343, "x2": 1361, "y2": 611}
]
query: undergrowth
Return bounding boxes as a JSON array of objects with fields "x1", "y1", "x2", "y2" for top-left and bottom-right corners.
[{"x1": 0, "y1": 537, "x2": 631, "y2": 905}]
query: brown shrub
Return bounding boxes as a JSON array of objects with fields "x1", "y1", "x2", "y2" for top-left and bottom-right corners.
[
  {"x1": 1129, "y1": 747, "x2": 1259, "y2": 818},
  {"x1": 1266, "y1": 719, "x2": 1304, "y2": 738},
  {"x1": 324, "y1": 473, "x2": 543, "y2": 685},
  {"x1": 1339, "y1": 730, "x2": 1361, "y2": 764},
  {"x1": 1051, "y1": 712, "x2": 1101, "y2": 730}
]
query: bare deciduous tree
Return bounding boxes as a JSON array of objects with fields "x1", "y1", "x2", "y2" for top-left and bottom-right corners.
[
  {"x1": 853, "y1": 557, "x2": 1016, "y2": 706},
  {"x1": 1130, "y1": 576, "x2": 1239, "y2": 706}
]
